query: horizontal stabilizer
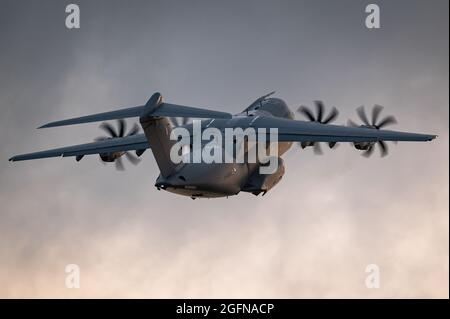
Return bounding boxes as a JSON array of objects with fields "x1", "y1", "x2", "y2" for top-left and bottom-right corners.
[
  {"x1": 39, "y1": 101, "x2": 232, "y2": 128},
  {"x1": 152, "y1": 103, "x2": 232, "y2": 119},
  {"x1": 39, "y1": 105, "x2": 146, "y2": 128}
]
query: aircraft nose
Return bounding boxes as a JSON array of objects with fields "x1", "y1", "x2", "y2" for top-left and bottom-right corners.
[{"x1": 155, "y1": 174, "x2": 185, "y2": 189}]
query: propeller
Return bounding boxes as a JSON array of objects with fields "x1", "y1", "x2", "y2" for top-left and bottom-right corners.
[
  {"x1": 347, "y1": 105, "x2": 398, "y2": 157},
  {"x1": 169, "y1": 117, "x2": 191, "y2": 127},
  {"x1": 96, "y1": 119, "x2": 142, "y2": 170},
  {"x1": 296, "y1": 101, "x2": 340, "y2": 154},
  {"x1": 98, "y1": 119, "x2": 140, "y2": 139}
]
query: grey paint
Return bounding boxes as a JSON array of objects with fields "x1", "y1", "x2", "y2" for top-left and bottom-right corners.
[{"x1": 9, "y1": 92, "x2": 436, "y2": 198}]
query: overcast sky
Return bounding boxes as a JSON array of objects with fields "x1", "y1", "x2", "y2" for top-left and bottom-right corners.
[{"x1": 0, "y1": 0, "x2": 448, "y2": 298}]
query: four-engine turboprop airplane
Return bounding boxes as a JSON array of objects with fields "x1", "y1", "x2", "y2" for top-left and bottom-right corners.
[{"x1": 9, "y1": 92, "x2": 436, "y2": 199}]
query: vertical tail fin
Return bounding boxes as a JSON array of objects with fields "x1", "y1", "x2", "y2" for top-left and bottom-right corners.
[{"x1": 139, "y1": 93, "x2": 178, "y2": 177}]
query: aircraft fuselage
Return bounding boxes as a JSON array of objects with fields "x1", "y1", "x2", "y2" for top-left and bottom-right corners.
[{"x1": 153, "y1": 98, "x2": 294, "y2": 199}]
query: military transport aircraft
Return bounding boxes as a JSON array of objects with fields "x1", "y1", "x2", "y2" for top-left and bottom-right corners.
[{"x1": 9, "y1": 92, "x2": 436, "y2": 199}]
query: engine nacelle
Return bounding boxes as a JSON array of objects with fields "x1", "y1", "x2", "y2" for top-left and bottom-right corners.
[
  {"x1": 242, "y1": 157, "x2": 285, "y2": 196},
  {"x1": 353, "y1": 141, "x2": 375, "y2": 151},
  {"x1": 99, "y1": 152, "x2": 124, "y2": 162}
]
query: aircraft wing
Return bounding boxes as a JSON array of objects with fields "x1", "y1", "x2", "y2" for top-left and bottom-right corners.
[
  {"x1": 239, "y1": 117, "x2": 436, "y2": 143},
  {"x1": 9, "y1": 134, "x2": 149, "y2": 162}
]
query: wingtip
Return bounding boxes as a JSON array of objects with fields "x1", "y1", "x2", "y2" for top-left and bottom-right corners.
[{"x1": 37, "y1": 123, "x2": 51, "y2": 129}]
